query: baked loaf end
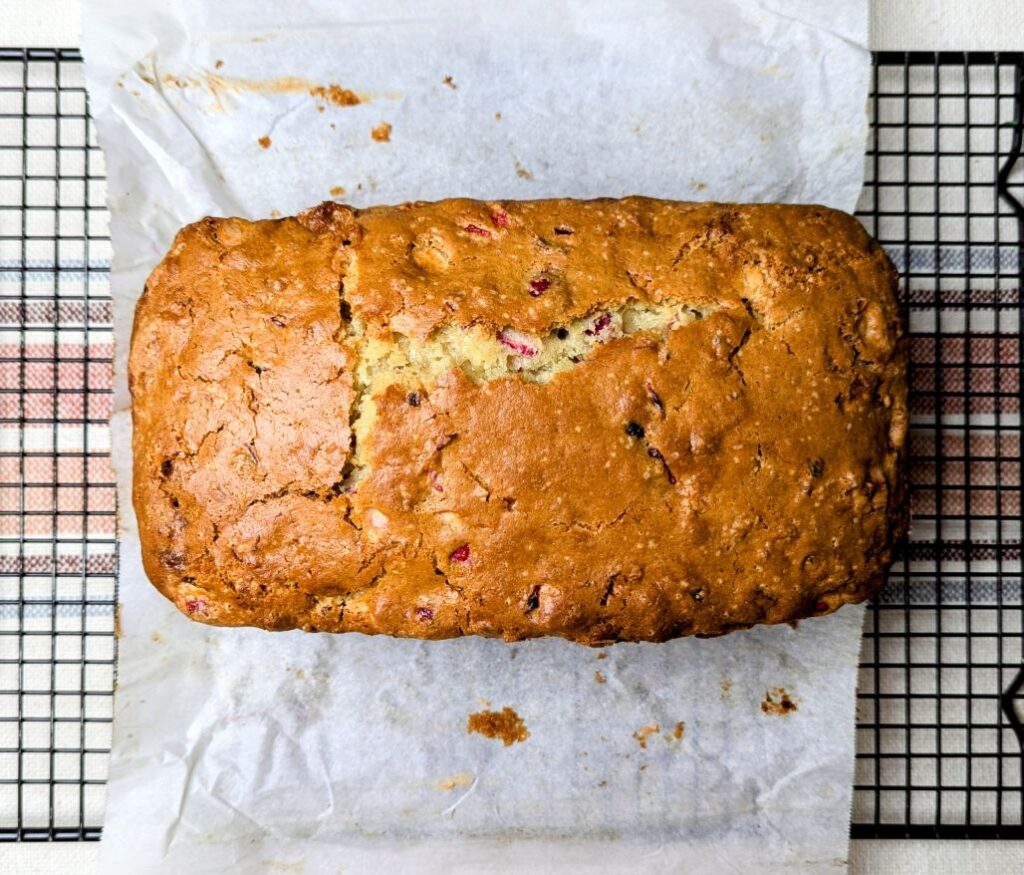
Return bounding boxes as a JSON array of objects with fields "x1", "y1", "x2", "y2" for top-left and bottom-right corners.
[{"x1": 130, "y1": 198, "x2": 907, "y2": 644}]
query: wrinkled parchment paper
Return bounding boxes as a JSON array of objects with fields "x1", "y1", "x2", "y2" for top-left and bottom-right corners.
[{"x1": 83, "y1": 1, "x2": 871, "y2": 871}]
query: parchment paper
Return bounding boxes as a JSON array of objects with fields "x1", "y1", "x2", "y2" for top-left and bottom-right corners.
[{"x1": 82, "y1": 1, "x2": 872, "y2": 871}]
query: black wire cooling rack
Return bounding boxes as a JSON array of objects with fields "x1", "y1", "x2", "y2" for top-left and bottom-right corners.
[
  {"x1": 0, "y1": 47, "x2": 1021, "y2": 843},
  {"x1": 0, "y1": 47, "x2": 115, "y2": 841},
  {"x1": 852, "y1": 51, "x2": 1024, "y2": 840}
]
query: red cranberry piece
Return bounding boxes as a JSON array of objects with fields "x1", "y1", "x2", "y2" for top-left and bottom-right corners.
[
  {"x1": 815, "y1": 600, "x2": 829, "y2": 612},
  {"x1": 491, "y1": 210, "x2": 510, "y2": 228},
  {"x1": 450, "y1": 543, "x2": 471, "y2": 563},
  {"x1": 528, "y1": 277, "x2": 551, "y2": 297},
  {"x1": 415, "y1": 606, "x2": 434, "y2": 622},
  {"x1": 185, "y1": 598, "x2": 207, "y2": 616},
  {"x1": 428, "y1": 470, "x2": 444, "y2": 493},
  {"x1": 585, "y1": 312, "x2": 612, "y2": 336},
  {"x1": 497, "y1": 329, "x2": 539, "y2": 357},
  {"x1": 465, "y1": 223, "x2": 491, "y2": 237}
]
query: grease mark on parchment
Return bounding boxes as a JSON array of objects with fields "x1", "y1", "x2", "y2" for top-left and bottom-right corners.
[
  {"x1": 437, "y1": 772, "x2": 474, "y2": 791},
  {"x1": 131, "y1": 61, "x2": 397, "y2": 113}
]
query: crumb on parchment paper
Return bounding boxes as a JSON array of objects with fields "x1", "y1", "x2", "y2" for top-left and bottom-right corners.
[
  {"x1": 258, "y1": 135, "x2": 271, "y2": 149},
  {"x1": 633, "y1": 723, "x2": 659, "y2": 749},
  {"x1": 762, "y1": 687, "x2": 799, "y2": 716},
  {"x1": 443, "y1": 75, "x2": 457, "y2": 89},
  {"x1": 309, "y1": 84, "x2": 362, "y2": 107},
  {"x1": 467, "y1": 706, "x2": 529, "y2": 746},
  {"x1": 329, "y1": 186, "x2": 346, "y2": 197},
  {"x1": 371, "y1": 121, "x2": 392, "y2": 142},
  {"x1": 594, "y1": 670, "x2": 606, "y2": 684}
]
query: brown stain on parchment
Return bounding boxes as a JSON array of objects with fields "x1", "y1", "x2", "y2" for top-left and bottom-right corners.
[
  {"x1": 437, "y1": 772, "x2": 474, "y2": 791},
  {"x1": 514, "y1": 160, "x2": 534, "y2": 180},
  {"x1": 594, "y1": 670, "x2": 606, "y2": 684},
  {"x1": 467, "y1": 707, "x2": 529, "y2": 746},
  {"x1": 762, "y1": 687, "x2": 799, "y2": 716},
  {"x1": 137, "y1": 64, "x2": 390, "y2": 112},
  {"x1": 329, "y1": 186, "x2": 346, "y2": 197}
]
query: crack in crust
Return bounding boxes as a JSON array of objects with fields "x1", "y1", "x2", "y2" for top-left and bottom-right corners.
[{"x1": 131, "y1": 197, "x2": 908, "y2": 644}]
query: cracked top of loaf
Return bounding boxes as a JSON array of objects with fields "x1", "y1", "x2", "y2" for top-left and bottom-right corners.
[{"x1": 130, "y1": 197, "x2": 907, "y2": 644}]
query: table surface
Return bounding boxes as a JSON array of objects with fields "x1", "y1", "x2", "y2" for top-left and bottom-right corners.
[{"x1": 1, "y1": 0, "x2": 1021, "y2": 872}]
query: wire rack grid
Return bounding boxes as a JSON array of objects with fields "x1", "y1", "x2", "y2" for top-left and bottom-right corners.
[
  {"x1": 852, "y1": 51, "x2": 1024, "y2": 840},
  {"x1": 0, "y1": 47, "x2": 115, "y2": 841},
  {"x1": 0, "y1": 47, "x2": 1021, "y2": 843}
]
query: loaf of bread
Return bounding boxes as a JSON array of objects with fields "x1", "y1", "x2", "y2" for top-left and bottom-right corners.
[{"x1": 130, "y1": 198, "x2": 907, "y2": 644}]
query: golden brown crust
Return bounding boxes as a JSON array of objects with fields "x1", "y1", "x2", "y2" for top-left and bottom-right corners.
[{"x1": 130, "y1": 197, "x2": 908, "y2": 644}]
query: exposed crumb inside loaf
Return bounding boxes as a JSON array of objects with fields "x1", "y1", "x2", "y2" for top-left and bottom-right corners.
[
  {"x1": 130, "y1": 197, "x2": 908, "y2": 644},
  {"x1": 356, "y1": 300, "x2": 710, "y2": 386},
  {"x1": 345, "y1": 299, "x2": 714, "y2": 488}
]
